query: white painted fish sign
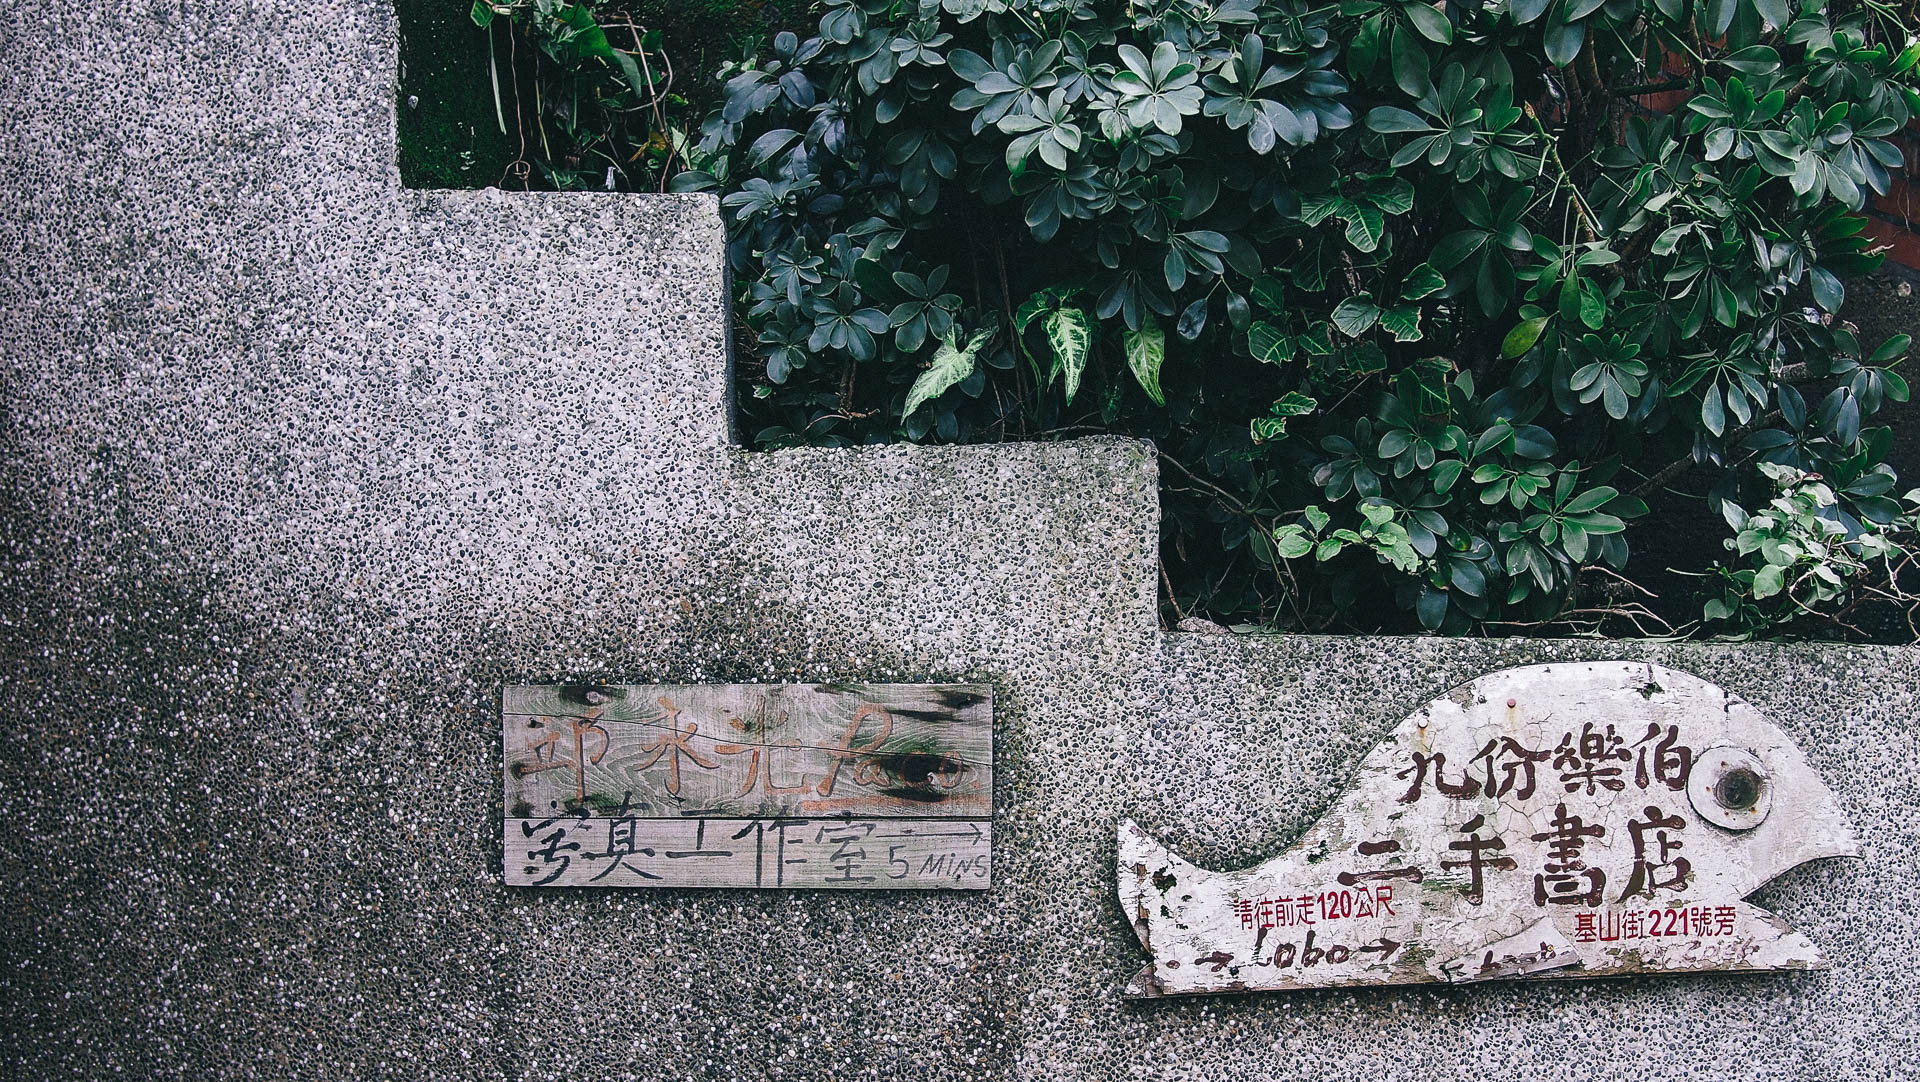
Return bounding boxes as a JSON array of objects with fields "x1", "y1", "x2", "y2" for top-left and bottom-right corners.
[{"x1": 1118, "y1": 662, "x2": 1860, "y2": 996}]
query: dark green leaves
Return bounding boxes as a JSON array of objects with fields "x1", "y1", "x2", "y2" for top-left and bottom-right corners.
[
  {"x1": 1332, "y1": 296, "x2": 1384, "y2": 337},
  {"x1": 1544, "y1": 18, "x2": 1584, "y2": 67},
  {"x1": 1433, "y1": 183, "x2": 1530, "y2": 316},
  {"x1": 1200, "y1": 32, "x2": 1331, "y2": 153},
  {"x1": 1401, "y1": 2, "x2": 1453, "y2": 45},
  {"x1": 1810, "y1": 267, "x2": 1844, "y2": 313},
  {"x1": 655, "y1": 0, "x2": 1920, "y2": 639},
  {"x1": 1720, "y1": 45, "x2": 1781, "y2": 75},
  {"x1": 950, "y1": 41, "x2": 1061, "y2": 131},
  {"x1": 1400, "y1": 264, "x2": 1447, "y2": 300},
  {"x1": 1511, "y1": 0, "x2": 1551, "y2": 24},
  {"x1": 1502, "y1": 315, "x2": 1550, "y2": 358},
  {"x1": 886, "y1": 265, "x2": 961, "y2": 352},
  {"x1": 1001, "y1": 89, "x2": 1084, "y2": 171},
  {"x1": 1567, "y1": 334, "x2": 1648, "y2": 419},
  {"x1": 1112, "y1": 42, "x2": 1205, "y2": 136},
  {"x1": 1366, "y1": 65, "x2": 1535, "y2": 180},
  {"x1": 1299, "y1": 179, "x2": 1414, "y2": 253},
  {"x1": 1366, "y1": 107, "x2": 1426, "y2": 133}
]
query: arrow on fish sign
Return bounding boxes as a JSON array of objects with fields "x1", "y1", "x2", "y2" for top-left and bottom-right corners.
[{"x1": 1117, "y1": 661, "x2": 1862, "y2": 998}]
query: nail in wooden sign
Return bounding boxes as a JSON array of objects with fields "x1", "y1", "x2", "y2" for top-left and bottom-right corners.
[
  {"x1": 1119, "y1": 662, "x2": 1860, "y2": 996},
  {"x1": 504, "y1": 683, "x2": 991, "y2": 889}
]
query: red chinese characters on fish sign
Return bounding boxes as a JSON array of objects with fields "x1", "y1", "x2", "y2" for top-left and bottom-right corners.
[
  {"x1": 1572, "y1": 906, "x2": 1739, "y2": 944},
  {"x1": 1232, "y1": 883, "x2": 1401, "y2": 931},
  {"x1": 501, "y1": 684, "x2": 993, "y2": 890}
]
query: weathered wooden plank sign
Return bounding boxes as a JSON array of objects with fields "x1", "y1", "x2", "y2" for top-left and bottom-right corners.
[
  {"x1": 504, "y1": 683, "x2": 991, "y2": 889},
  {"x1": 1119, "y1": 662, "x2": 1860, "y2": 996}
]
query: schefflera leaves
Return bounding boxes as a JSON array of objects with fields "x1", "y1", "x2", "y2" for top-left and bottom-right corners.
[{"x1": 670, "y1": 0, "x2": 1920, "y2": 636}]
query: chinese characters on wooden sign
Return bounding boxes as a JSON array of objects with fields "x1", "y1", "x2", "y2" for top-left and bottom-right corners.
[
  {"x1": 504, "y1": 683, "x2": 991, "y2": 889},
  {"x1": 1119, "y1": 662, "x2": 1860, "y2": 996}
]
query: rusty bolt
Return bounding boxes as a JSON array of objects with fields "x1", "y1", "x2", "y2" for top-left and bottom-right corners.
[{"x1": 1714, "y1": 766, "x2": 1764, "y2": 812}]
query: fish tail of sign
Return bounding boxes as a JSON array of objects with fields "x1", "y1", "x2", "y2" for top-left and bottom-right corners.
[
  {"x1": 1116, "y1": 818, "x2": 1214, "y2": 977},
  {"x1": 1116, "y1": 818, "x2": 1166, "y2": 952},
  {"x1": 1122, "y1": 963, "x2": 1167, "y2": 999},
  {"x1": 1116, "y1": 818, "x2": 1179, "y2": 999}
]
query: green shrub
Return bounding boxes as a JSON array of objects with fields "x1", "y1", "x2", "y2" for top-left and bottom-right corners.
[
  {"x1": 1702, "y1": 461, "x2": 1919, "y2": 637},
  {"x1": 666, "y1": 0, "x2": 1920, "y2": 638}
]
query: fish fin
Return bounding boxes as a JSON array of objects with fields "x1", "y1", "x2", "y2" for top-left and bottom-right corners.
[
  {"x1": 1722, "y1": 900, "x2": 1830, "y2": 971},
  {"x1": 1743, "y1": 905, "x2": 1827, "y2": 970},
  {"x1": 1117, "y1": 819, "x2": 1210, "y2": 952},
  {"x1": 1435, "y1": 917, "x2": 1583, "y2": 983}
]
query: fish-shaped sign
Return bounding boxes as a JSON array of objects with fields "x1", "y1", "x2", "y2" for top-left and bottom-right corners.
[{"x1": 1118, "y1": 661, "x2": 1860, "y2": 997}]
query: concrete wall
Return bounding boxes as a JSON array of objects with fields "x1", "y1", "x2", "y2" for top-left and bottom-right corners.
[{"x1": 1, "y1": 3, "x2": 1915, "y2": 1079}]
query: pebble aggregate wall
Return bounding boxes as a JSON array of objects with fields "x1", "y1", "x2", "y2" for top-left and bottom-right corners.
[{"x1": 1, "y1": 3, "x2": 1915, "y2": 1080}]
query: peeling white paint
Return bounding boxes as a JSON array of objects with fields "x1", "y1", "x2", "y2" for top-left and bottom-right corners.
[{"x1": 1118, "y1": 661, "x2": 1862, "y2": 997}]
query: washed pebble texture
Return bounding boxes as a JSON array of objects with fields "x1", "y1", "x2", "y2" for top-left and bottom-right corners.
[{"x1": 1, "y1": 2, "x2": 1915, "y2": 1080}]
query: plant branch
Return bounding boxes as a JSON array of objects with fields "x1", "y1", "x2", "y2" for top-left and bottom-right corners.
[
  {"x1": 1628, "y1": 408, "x2": 1785, "y2": 500},
  {"x1": 1611, "y1": 79, "x2": 1691, "y2": 97},
  {"x1": 1158, "y1": 449, "x2": 1253, "y2": 516},
  {"x1": 1524, "y1": 102, "x2": 1603, "y2": 244}
]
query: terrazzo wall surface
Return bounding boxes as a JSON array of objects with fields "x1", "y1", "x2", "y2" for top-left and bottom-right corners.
[{"x1": 1, "y1": 2, "x2": 1915, "y2": 1079}]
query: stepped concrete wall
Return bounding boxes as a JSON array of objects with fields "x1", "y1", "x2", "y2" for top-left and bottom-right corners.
[{"x1": 2, "y1": 3, "x2": 1914, "y2": 1079}]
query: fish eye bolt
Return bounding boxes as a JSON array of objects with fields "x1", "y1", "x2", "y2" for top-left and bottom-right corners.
[
  {"x1": 1689, "y1": 747, "x2": 1773, "y2": 831},
  {"x1": 1713, "y1": 766, "x2": 1765, "y2": 812}
]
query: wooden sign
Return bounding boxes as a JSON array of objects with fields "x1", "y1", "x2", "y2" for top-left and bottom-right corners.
[
  {"x1": 1119, "y1": 662, "x2": 1860, "y2": 996},
  {"x1": 503, "y1": 683, "x2": 991, "y2": 889}
]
